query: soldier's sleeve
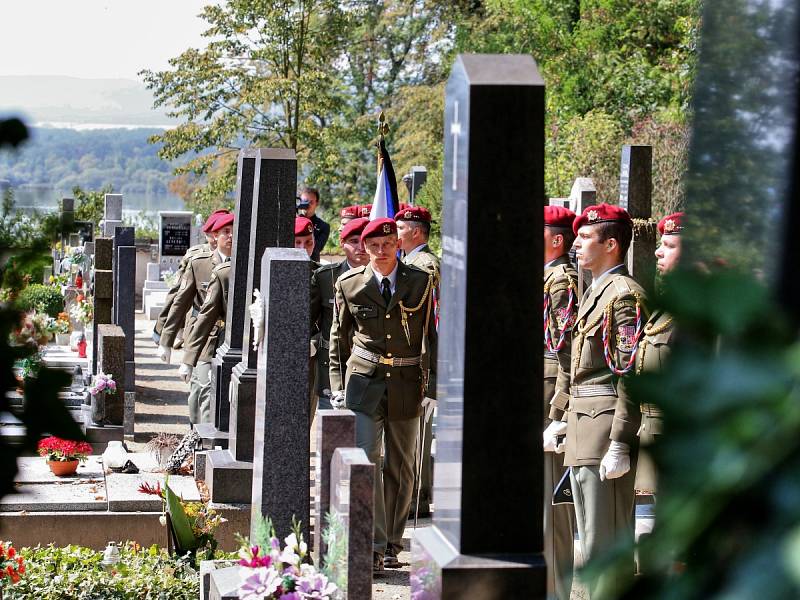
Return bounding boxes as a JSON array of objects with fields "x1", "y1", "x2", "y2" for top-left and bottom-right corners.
[
  {"x1": 424, "y1": 276, "x2": 438, "y2": 399},
  {"x1": 182, "y1": 270, "x2": 223, "y2": 367},
  {"x1": 154, "y1": 256, "x2": 190, "y2": 334},
  {"x1": 548, "y1": 276, "x2": 576, "y2": 421},
  {"x1": 309, "y1": 268, "x2": 323, "y2": 337},
  {"x1": 160, "y1": 260, "x2": 198, "y2": 348},
  {"x1": 609, "y1": 295, "x2": 644, "y2": 445},
  {"x1": 328, "y1": 279, "x2": 352, "y2": 393}
]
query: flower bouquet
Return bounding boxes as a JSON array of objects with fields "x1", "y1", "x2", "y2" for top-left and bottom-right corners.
[
  {"x1": 90, "y1": 372, "x2": 117, "y2": 397},
  {"x1": 54, "y1": 312, "x2": 72, "y2": 345},
  {"x1": 70, "y1": 297, "x2": 93, "y2": 326},
  {"x1": 0, "y1": 541, "x2": 25, "y2": 591},
  {"x1": 37, "y1": 436, "x2": 93, "y2": 476},
  {"x1": 10, "y1": 311, "x2": 52, "y2": 348}
]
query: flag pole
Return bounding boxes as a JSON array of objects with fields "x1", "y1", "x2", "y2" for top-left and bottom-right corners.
[{"x1": 377, "y1": 111, "x2": 389, "y2": 175}]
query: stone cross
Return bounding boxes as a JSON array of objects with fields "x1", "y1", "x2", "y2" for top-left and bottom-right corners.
[
  {"x1": 619, "y1": 145, "x2": 656, "y2": 290},
  {"x1": 411, "y1": 54, "x2": 546, "y2": 597}
]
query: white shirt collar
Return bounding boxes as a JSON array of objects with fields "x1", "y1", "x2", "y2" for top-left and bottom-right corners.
[
  {"x1": 215, "y1": 249, "x2": 229, "y2": 264},
  {"x1": 406, "y1": 243, "x2": 427, "y2": 259},
  {"x1": 591, "y1": 263, "x2": 625, "y2": 291},
  {"x1": 372, "y1": 262, "x2": 399, "y2": 294}
]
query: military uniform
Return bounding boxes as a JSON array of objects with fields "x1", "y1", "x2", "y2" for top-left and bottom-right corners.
[
  {"x1": 329, "y1": 255, "x2": 437, "y2": 561},
  {"x1": 154, "y1": 243, "x2": 208, "y2": 338},
  {"x1": 161, "y1": 249, "x2": 223, "y2": 424},
  {"x1": 558, "y1": 264, "x2": 646, "y2": 597},
  {"x1": 543, "y1": 253, "x2": 578, "y2": 600}
]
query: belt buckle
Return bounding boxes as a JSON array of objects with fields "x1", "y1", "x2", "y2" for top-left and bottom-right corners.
[{"x1": 379, "y1": 356, "x2": 393, "y2": 366}]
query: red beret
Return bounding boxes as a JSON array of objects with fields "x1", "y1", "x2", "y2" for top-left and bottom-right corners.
[
  {"x1": 358, "y1": 204, "x2": 372, "y2": 218},
  {"x1": 340, "y1": 205, "x2": 361, "y2": 219},
  {"x1": 395, "y1": 206, "x2": 431, "y2": 223},
  {"x1": 573, "y1": 203, "x2": 632, "y2": 235},
  {"x1": 544, "y1": 206, "x2": 576, "y2": 229},
  {"x1": 340, "y1": 217, "x2": 369, "y2": 242},
  {"x1": 361, "y1": 218, "x2": 397, "y2": 243},
  {"x1": 203, "y1": 209, "x2": 231, "y2": 233},
  {"x1": 657, "y1": 212, "x2": 684, "y2": 235},
  {"x1": 295, "y1": 216, "x2": 314, "y2": 237},
  {"x1": 210, "y1": 212, "x2": 234, "y2": 232}
]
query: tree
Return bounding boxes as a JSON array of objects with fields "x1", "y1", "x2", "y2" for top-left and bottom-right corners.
[{"x1": 72, "y1": 184, "x2": 114, "y2": 228}]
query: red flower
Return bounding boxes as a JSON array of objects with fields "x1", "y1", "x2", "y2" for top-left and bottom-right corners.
[
  {"x1": 37, "y1": 436, "x2": 93, "y2": 460},
  {"x1": 7, "y1": 546, "x2": 14, "y2": 559},
  {"x1": 137, "y1": 481, "x2": 163, "y2": 497}
]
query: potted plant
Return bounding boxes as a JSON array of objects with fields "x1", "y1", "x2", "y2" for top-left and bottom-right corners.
[
  {"x1": 54, "y1": 311, "x2": 72, "y2": 345},
  {"x1": 0, "y1": 541, "x2": 25, "y2": 597},
  {"x1": 37, "y1": 436, "x2": 93, "y2": 476},
  {"x1": 145, "y1": 433, "x2": 181, "y2": 469}
]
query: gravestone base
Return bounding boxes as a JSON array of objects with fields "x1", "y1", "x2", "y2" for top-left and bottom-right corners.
[
  {"x1": 194, "y1": 423, "x2": 229, "y2": 449},
  {"x1": 211, "y1": 343, "x2": 243, "y2": 431},
  {"x1": 208, "y1": 566, "x2": 241, "y2": 600},
  {"x1": 123, "y1": 392, "x2": 136, "y2": 439},
  {"x1": 205, "y1": 449, "x2": 253, "y2": 504},
  {"x1": 412, "y1": 526, "x2": 547, "y2": 600},
  {"x1": 228, "y1": 365, "x2": 257, "y2": 462}
]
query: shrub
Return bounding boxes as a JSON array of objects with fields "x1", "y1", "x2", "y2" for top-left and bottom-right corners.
[{"x1": 16, "y1": 284, "x2": 63, "y2": 318}]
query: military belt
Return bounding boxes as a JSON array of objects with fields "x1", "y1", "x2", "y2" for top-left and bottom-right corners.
[
  {"x1": 571, "y1": 383, "x2": 616, "y2": 398},
  {"x1": 352, "y1": 345, "x2": 421, "y2": 368},
  {"x1": 544, "y1": 350, "x2": 557, "y2": 360},
  {"x1": 639, "y1": 403, "x2": 662, "y2": 418},
  {"x1": 320, "y1": 338, "x2": 330, "y2": 350}
]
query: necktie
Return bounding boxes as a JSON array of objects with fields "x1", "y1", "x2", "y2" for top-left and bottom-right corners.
[{"x1": 381, "y1": 277, "x2": 392, "y2": 305}]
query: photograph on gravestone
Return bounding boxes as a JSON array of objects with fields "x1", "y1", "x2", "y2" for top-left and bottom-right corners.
[
  {"x1": 412, "y1": 53, "x2": 546, "y2": 599},
  {"x1": 74, "y1": 221, "x2": 94, "y2": 243}
]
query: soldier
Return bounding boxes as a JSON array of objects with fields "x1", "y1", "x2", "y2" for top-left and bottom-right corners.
[
  {"x1": 153, "y1": 209, "x2": 229, "y2": 344},
  {"x1": 395, "y1": 206, "x2": 439, "y2": 520},
  {"x1": 339, "y1": 205, "x2": 361, "y2": 231},
  {"x1": 329, "y1": 218, "x2": 436, "y2": 573},
  {"x1": 294, "y1": 216, "x2": 316, "y2": 259},
  {"x1": 543, "y1": 203, "x2": 646, "y2": 598},
  {"x1": 541, "y1": 205, "x2": 579, "y2": 600},
  {"x1": 158, "y1": 212, "x2": 233, "y2": 425},
  {"x1": 310, "y1": 217, "x2": 369, "y2": 415}
]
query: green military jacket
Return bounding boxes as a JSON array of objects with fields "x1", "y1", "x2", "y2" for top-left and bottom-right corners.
[
  {"x1": 543, "y1": 254, "x2": 579, "y2": 422},
  {"x1": 403, "y1": 244, "x2": 440, "y2": 281},
  {"x1": 560, "y1": 266, "x2": 647, "y2": 467},
  {"x1": 160, "y1": 249, "x2": 222, "y2": 349},
  {"x1": 155, "y1": 243, "x2": 208, "y2": 335},
  {"x1": 182, "y1": 261, "x2": 229, "y2": 366},
  {"x1": 329, "y1": 261, "x2": 437, "y2": 421},
  {"x1": 310, "y1": 260, "x2": 353, "y2": 396}
]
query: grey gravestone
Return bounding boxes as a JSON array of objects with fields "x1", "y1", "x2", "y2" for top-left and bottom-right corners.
[
  {"x1": 619, "y1": 145, "x2": 656, "y2": 291},
  {"x1": 92, "y1": 237, "x2": 114, "y2": 375},
  {"x1": 96, "y1": 324, "x2": 125, "y2": 425},
  {"x1": 411, "y1": 54, "x2": 546, "y2": 598},
  {"x1": 146, "y1": 263, "x2": 160, "y2": 281},
  {"x1": 250, "y1": 247, "x2": 310, "y2": 541},
  {"x1": 104, "y1": 194, "x2": 123, "y2": 221},
  {"x1": 410, "y1": 166, "x2": 428, "y2": 204},
  {"x1": 328, "y1": 447, "x2": 374, "y2": 599},
  {"x1": 158, "y1": 211, "x2": 193, "y2": 273},
  {"x1": 112, "y1": 228, "x2": 136, "y2": 391},
  {"x1": 314, "y1": 409, "x2": 356, "y2": 561},
  {"x1": 570, "y1": 177, "x2": 598, "y2": 295}
]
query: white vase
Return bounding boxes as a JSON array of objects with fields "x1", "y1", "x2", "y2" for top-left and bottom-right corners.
[{"x1": 102, "y1": 441, "x2": 128, "y2": 469}]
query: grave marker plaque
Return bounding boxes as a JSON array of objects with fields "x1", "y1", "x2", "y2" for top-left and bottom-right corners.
[{"x1": 158, "y1": 211, "x2": 194, "y2": 273}]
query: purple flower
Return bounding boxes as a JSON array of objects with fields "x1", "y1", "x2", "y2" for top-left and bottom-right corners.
[{"x1": 238, "y1": 566, "x2": 281, "y2": 599}]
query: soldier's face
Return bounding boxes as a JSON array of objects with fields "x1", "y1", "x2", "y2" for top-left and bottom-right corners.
[
  {"x1": 215, "y1": 226, "x2": 233, "y2": 255},
  {"x1": 574, "y1": 225, "x2": 610, "y2": 272},
  {"x1": 339, "y1": 216, "x2": 354, "y2": 233},
  {"x1": 342, "y1": 234, "x2": 368, "y2": 266},
  {"x1": 656, "y1": 235, "x2": 681, "y2": 273},
  {"x1": 396, "y1": 220, "x2": 416, "y2": 252},
  {"x1": 295, "y1": 234, "x2": 314, "y2": 257},
  {"x1": 206, "y1": 233, "x2": 218, "y2": 250},
  {"x1": 365, "y1": 234, "x2": 399, "y2": 273}
]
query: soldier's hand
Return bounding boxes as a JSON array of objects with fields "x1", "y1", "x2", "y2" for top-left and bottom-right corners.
[
  {"x1": 330, "y1": 391, "x2": 345, "y2": 409},
  {"x1": 178, "y1": 363, "x2": 193, "y2": 384},
  {"x1": 249, "y1": 288, "x2": 265, "y2": 349},
  {"x1": 421, "y1": 397, "x2": 437, "y2": 423},
  {"x1": 310, "y1": 340, "x2": 317, "y2": 357},
  {"x1": 157, "y1": 345, "x2": 172, "y2": 364},
  {"x1": 543, "y1": 420, "x2": 567, "y2": 452},
  {"x1": 599, "y1": 441, "x2": 630, "y2": 481}
]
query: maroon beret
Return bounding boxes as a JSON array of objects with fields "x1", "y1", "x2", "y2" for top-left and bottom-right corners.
[
  {"x1": 573, "y1": 203, "x2": 632, "y2": 235},
  {"x1": 360, "y1": 218, "x2": 397, "y2": 243},
  {"x1": 657, "y1": 212, "x2": 684, "y2": 235},
  {"x1": 203, "y1": 209, "x2": 231, "y2": 233},
  {"x1": 210, "y1": 212, "x2": 234, "y2": 232},
  {"x1": 544, "y1": 206, "x2": 576, "y2": 229},
  {"x1": 358, "y1": 204, "x2": 372, "y2": 218},
  {"x1": 340, "y1": 205, "x2": 361, "y2": 219},
  {"x1": 395, "y1": 206, "x2": 432, "y2": 223},
  {"x1": 295, "y1": 216, "x2": 314, "y2": 237},
  {"x1": 340, "y1": 217, "x2": 369, "y2": 242}
]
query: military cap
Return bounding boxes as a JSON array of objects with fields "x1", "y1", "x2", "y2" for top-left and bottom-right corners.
[
  {"x1": 361, "y1": 217, "x2": 396, "y2": 242},
  {"x1": 658, "y1": 212, "x2": 684, "y2": 235},
  {"x1": 203, "y1": 209, "x2": 231, "y2": 233},
  {"x1": 340, "y1": 205, "x2": 361, "y2": 219},
  {"x1": 295, "y1": 216, "x2": 314, "y2": 237},
  {"x1": 358, "y1": 204, "x2": 372, "y2": 218},
  {"x1": 573, "y1": 203, "x2": 632, "y2": 235},
  {"x1": 210, "y1": 212, "x2": 234, "y2": 231},
  {"x1": 395, "y1": 206, "x2": 431, "y2": 223},
  {"x1": 340, "y1": 217, "x2": 369, "y2": 242},
  {"x1": 544, "y1": 205, "x2": 576, "y2": 229}
]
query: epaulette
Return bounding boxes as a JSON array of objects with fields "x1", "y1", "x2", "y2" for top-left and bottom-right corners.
[
  {"x1": 212, "y1": 262, "x2": 230, "y2": 274},
  {"x1": 315, "y1": 261, "x2": 340, "y2": 274},
  {"x1": 339, "y1": 265, "x2": 366, "y2": 281},
  {"x1": 612, "y1": 275, "x2": 633, "y2": 295},
  {"x1": 188, "y1": 249, "x2": 214, "y2": 263}
]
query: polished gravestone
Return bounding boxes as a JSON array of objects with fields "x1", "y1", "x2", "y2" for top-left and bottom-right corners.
[
  {"x1": 92, "y1": 237, "x2": 114, "y2": 376},
  {"x1": 411, "y1": 54, "x2": 546, "y2": 598},
  {"x1": 112, "y1": 227, "x2": 136, "y2": 392},
  {"x1": 569, "y1": 176, "x2": 597, "y2": 295},
  {"x1": 619, "y1": 145, "x2": 657, "y2": 291}
]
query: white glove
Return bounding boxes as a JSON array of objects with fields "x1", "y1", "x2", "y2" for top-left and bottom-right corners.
[
  {"x1": 421, "y1": 397, "x2": 437, "y2": 423},
  {"x1": 178, "y1": 363, "x2": 193, "y2": 384},
  {"x1": 543, "y1": 420, "x2": 567, "y2": 453},
  {"x1": 157, "y1": 345, "x2": 172, "y2": 364},
  {"x1": 249, "y1": 288, "x2": 265, "y2": 350},
  {"x1": 310, "y1": 340, "x2": 317, "y2": 357},
  {"x1": 330, "y1": 391, "x2": 345, "y2": 409},
  {"x1": 600, "y1": 441, "x2": 630, "y2": 481}
]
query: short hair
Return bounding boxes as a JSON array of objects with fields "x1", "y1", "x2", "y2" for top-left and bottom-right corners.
[
  {"x1": 547, "y1": 225, "x2": 575, "y2": 251},
  {"x1": 302, "y1": 187, "x2": 320, "y2": 202},
  {"x1": 595, "y1": 221, "x2": 632, "y2": 257},
  {"x1": 408, "y1": 220, "x2": 431, "y2": 239}
]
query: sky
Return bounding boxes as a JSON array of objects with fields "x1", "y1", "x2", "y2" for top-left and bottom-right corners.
[{"x1": 1, "y1": 1, "x2": 212, "y2": 81}]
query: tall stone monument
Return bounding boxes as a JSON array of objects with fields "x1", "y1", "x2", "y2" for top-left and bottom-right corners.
[
  {"x1": 112, "y1": 227, "x2": 136, "y2": 392},
  {"x1": 411, "y1": 54, "x2": 546, "y2": 598},
  {"x1": 102, "y1": 193, "x2": 123, "y2": 237},
  {"x1": 618, "y1": 145, "x2": 656, "y2": 291},
  {"x1": 92, "y1": 237, "x2": 114, "y2": 376}
]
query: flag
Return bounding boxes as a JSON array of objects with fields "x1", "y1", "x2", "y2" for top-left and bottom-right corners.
[{"x1": 370, "y1": 138, "x2": 400, "y2": 220}]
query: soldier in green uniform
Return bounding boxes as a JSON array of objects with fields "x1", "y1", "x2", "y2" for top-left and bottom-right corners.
[
  {"x1": 545, "y1": 203, "x2": 647, "y2": 598},
  {"x1": 541, "y1": 205, "x2": 579, "y2": 600},
  {"x1": 153, "y1": 209, "x2": 229, "y2": 344},
  {"x1": 395, "y1": 206, "x2": 439, "y2": 520},
  {"x1": 310, "y1": 217, "x2": 369, "y2": 415},
  {"x1": 159, "y1": 212, "x2": 233, "y2": 425},
  {"x1": 329, "y1": 217, "x2": 436, "y2": 573}
]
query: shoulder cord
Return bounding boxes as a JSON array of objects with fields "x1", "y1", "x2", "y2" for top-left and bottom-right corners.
[
  {"x1": 635, "y1": 312, "x2": 674, "y2": 375},
  {"x1": 543, "y1": 276, "x2": 577, "y2": 352},
  {"x1": 601, "y1": 292, "x2": 645, "y2": 376},
  {"x1": 399, "y1": 273, "x2": 434, "y2": 347}
]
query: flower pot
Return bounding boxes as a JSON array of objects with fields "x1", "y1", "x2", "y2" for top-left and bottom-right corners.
[
  {"x1": 56, "y1": 333, "x2": 71, "y2": 346},
  {"x1": 48, "y1": 459, "x2": 79, "y2": 476}
]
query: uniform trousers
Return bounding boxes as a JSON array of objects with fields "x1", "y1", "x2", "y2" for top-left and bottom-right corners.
[
  {"x1": 355, "y1": 395, "x2": 418, "y2": 556},
  {"x1": 188, "y1": 361, "x2": 212, "y2": 425},
  {"x1": 544, "y1": 450, "x2": 575, "y2": 600},
  {"x1": 570, "y1": 464, "x2": 636, "y2": 598}
]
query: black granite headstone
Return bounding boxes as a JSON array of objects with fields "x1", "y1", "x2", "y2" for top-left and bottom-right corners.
[
  {"x1": 619, "y1": 145, "x2": 656, "y2": 291},
  {"x1": 411, "y1": 53, "x2": 546, "y2": 598}
]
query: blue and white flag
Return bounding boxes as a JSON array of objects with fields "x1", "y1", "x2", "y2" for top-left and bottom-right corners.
[{"x1": 370, "y1": 138, "x2": 400, "y2": 221}]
